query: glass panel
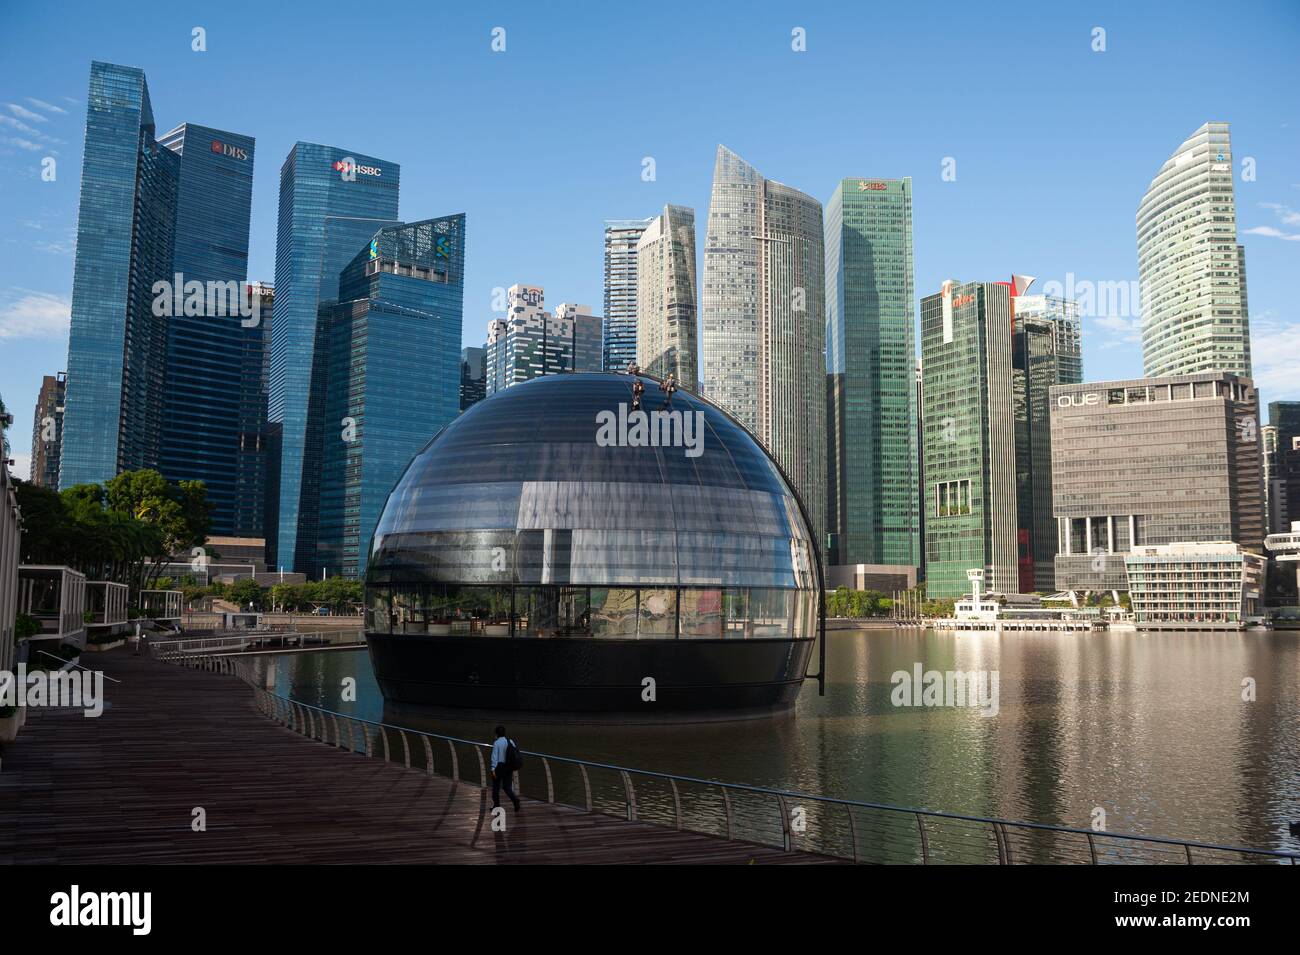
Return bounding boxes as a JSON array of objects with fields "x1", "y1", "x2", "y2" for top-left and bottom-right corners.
[
  {"x1": 722, "y1": 588, "x2": 749, "y2": 637},
  {"x1": 589, "y1": 588, "x2": 638, "y2": 637},
  {"x1": 750, "y1": 588, "x2": 793, "y2": 637},
  {"x1": 516, "y1": 586, "x2": 590, "y2": 637},
  {"x1": 680, "y1": 588, "x2": 722, "y2": 638},
  {"x1": 367, "y1": 586, "x2": 390, "y2": 632},
  {"x1": 638, "y1": 588, "x2": 677, "y2": 636}
]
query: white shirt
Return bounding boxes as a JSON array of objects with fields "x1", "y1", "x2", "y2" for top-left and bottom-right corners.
[{"x1": 491, "y1": 737, "x2": 511, "y2": 771}]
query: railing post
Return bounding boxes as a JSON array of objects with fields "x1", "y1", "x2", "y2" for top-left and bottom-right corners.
[
  {"x1": 994, "y1": 822, "x2": 1009, "y2": 864},
  {"x1": 1185, "y1": 843, "x2": 1194, "y2": 865},
  {"x1": 777, "y1": 794, "x2": 792, "y2": 851},
  {"x1": 475, "y1": 747, "x2": 487, "y2": 790},
  {"x1": 722, "y1": 787, "x2": 733, "y2": 841},
  {"x1": 846, "y1": 807, "x2": 859, "y2": 863},
  {"x1": 399, "y1": 729, "x2": 411, "y2": 769},
  {"x1": 330, "y1": 713, "x2": 342, "y2": 748},
  {"x1": 669, "y1": 777, "x2": 682, "y2": 830},
  {"x1": 380, "y1": 727, "x2": 391, "y2": 762},
  {"x1": 363, "y1": 723, "x2": 373, "y2": 758},
  {"x1": 620, "y1": 770, "x2": 637, "y2": 821},
  {"x1": 421, "y1": 735, "x2": 434, "y2": 775},
  {"x1": 347, "y1": 718, "x2": 357, "y2": 754},
  {"x1": 1086, "y1": 831, "x2": 1098, "y2": 865},
  {"x1": 447, "y1": 740, "x2": 459, "y2": 782},
  {"x1": 542, "y1": 756, "x2": 555, "y2": 804},
  {"x1": 916, "y1": 813, "x2": 930, "y2": 865},
  {"x1": 579, "y1": 763, "x2": 592, "y2": 812}
]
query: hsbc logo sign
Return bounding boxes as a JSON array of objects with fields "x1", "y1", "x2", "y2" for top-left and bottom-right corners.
[
  {"x1": 211, "y1": 140, "x2": 248, "y2": 161},
  {"x1": 1056, "y1": 393, "x2": 1100, "y2": 408},
  {"x1": 334, "y1": 158, "x2": 382, "y2": 179}
]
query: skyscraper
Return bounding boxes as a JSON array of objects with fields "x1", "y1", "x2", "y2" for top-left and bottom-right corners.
[
  {"x1": 485, "y1": 286, "x2": 601, "y2": 394},
  {"x1": 603, "y1": 218, "x2": 652, "y2": 371},
  {"x1": 702, "y1": 145, "x2": 826, "y2": 545},
  {"x1": 269, "y1": 143, "x2": 400, "y2": 572},
  {"x1": 61, "y1": 62, "x2": 178, "y2": 489},
  {"x1": 1269, "y1": 401, "x2": 1300, "y2": 533},
  {"x1": 920, "y1": 280, "x2": 1018, "y2": 599},
  {"x1": 460, "y1": 346, "x2": 487, "y2": 412},
  {"x1": 317, "y1": 216, "x2": 465, "y2": 578},
  {"x1": 29, "y1": 373, "x2": 66, "y2": 488},
  {"x1": 1012, "y1": 290, "x2": 1082, "y2": 591},
  {"x1": 234, "y1": 282, "x2": 273, "y2": 539},
  {"x1": 824, "y1": 178, "x2": 917, "y2": 572},
  {"x1": 636, "y1": 204, "x2": 697, "y2": 390},
  {"x1": 1137, "y1": 122, "x2": 1251, "y2": 378},
  {"x1": 156, "y1": 123, "x2": 256, "y2": 535}
]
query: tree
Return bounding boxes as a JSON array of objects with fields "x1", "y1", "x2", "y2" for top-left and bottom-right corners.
[{"x1": 227, "y1": 577, "x2": 264, "y2": 609}]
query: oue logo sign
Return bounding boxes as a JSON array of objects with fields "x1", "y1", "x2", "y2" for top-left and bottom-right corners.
[{"x1": 1056, "y1": 393, "x2": 1100, "y2": 408}]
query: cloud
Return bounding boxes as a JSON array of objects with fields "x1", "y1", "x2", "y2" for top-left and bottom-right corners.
[
  {"x1": 1251, "y1": 311, "x2": 1300, "y2": 400},
  {"x1": 1260, "y1": 202, "x2": 1300, "y2": 226},
  {"x1": 1243, "y1": 225, "x2": 1300, "y2": 242},
  {"x1": 1092, "y1": 313, "x2": 1143, "y2": 347},
  {"x1": 6, "y1": 103, "x2": 47, "y2": 123},
  {"x1": 1245, "y1": 203, "x2": 1300, "y2": 241},
  {"x1": 0, "y1": 290, "x2": 71, "y2": 339},
  {"x1": 2, "y1": 137, "x2": 43, "y2": 152},
  {"x1": 6, "y1": 454, "x2": 31, "y2": 482},
  {"x1": 25, "y1": 97, "x2": 68, "y2": 115}
]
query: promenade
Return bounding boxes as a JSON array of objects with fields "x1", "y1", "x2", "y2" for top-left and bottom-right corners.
[{"x1": 0, "y1": 649, "x2": 835, "y2": 864}]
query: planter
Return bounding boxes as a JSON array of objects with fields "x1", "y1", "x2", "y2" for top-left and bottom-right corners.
[
  {"x1": 427, "y1": 623, "x2": 452, "y2": 635},
  {"x1": 482, "y1": 624, "x2": 509, "y2": 637}
]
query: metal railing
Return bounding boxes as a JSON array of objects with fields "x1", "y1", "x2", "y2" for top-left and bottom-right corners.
[
  {"x1": 154, "y1": 646, "x2": 1300, "y2": 866},
  {"x1": 150, "y1": 630, "x2": 364, "y2": 657}
]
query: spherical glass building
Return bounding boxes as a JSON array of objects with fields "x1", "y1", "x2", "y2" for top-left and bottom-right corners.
[{"x1": 364, "y1": 372, "x2": 824, "y2": 717}]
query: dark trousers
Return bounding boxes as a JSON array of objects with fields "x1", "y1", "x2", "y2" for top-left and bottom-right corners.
[{"x1": 493, "y1": 767, "x2": 519, "y2": 809}]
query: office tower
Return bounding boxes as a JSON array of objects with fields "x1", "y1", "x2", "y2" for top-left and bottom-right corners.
[
  {"x1": 635, "y1": 204, "x2": 697, "y2": 390},
  {"x1": 485, "y1": 286, "x2": 592, "y2": 394},
  {"x1": 1264, "y1": 424, "x2": 1282, "y2": 534},
  {"x1": 1012, "y1": 290, "x2": 1082, "y2": 591},
  {"x1": 1137, "y1": 122, "x2": 1250, "y2": 378},
  {"x1": 269, "y1": 142, "x2": 399, "y2": 572},
  {"x1": 156, "y1": 123, "x2": 256, "y2": 534},
  {"x1": 61, "y1": 62, "x2": 178, "y2": 488},
  {"x1": 1051, "y1": 373, "x2": 1265, "y2": 593},
  {"x1": 460, "y1": 346, "x2": 487, "y2": 412},
  {"x1": 555, "y1": 303, "x2": 604, "y2": 373},
  {"x1": 702, "y1": 145, "x2": 826, "y2": 545},
  {"x1": 916, "y1": 357, "x2": 925, "y2": 583},
  {"x1": 919, "y1": 280, "x2": 1017, "y2": 599},
  {"x1": 603, "y1": 218, "x2": 653, "y2": 371},
  {"x1": 825, "y1": 178, "x2": 917, "y2": 573},
  {"x1": 29, "y1": 373, "x2": 66, "y2": 488},
  {"x1": 233, "y1": 283, "x2": 273, "y2": 539},
  {"x1": 317, "y1": 216, "x2": 465, "y2": 578},
  {"x1": 1269, "y1": 401, "x2": 1300, "y2": 532}
]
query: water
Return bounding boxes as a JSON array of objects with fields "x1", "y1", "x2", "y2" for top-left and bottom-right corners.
[{"x1": 259, "y1": 627, "x2": 1300, "y2": 852}]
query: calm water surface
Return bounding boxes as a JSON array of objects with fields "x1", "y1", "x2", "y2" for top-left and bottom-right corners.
[{"x1": 262, "y1": 627, "x2": 1300, "y2": 851}]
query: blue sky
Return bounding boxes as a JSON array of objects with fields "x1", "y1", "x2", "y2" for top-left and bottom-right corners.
[{"x1": 2, "y1": 0, "x2": 1298, "y2": 480}]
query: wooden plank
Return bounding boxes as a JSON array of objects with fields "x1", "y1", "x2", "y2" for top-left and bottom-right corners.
[{"x1": 0, "y1": 650, "x2": 840, "y2": 865}]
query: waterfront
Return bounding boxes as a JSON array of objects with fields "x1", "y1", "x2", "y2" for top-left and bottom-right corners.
[{"x1": 260, "y1": 627, "x2": 1300, "y2": 854}]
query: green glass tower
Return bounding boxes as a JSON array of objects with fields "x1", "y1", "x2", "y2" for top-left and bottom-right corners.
[
  {"x1": 825, "y1": 178, "x2": 918, "y2": 570},
  {"x1": 920, "y1": 280, "x2": 1017, "y2": 599}
]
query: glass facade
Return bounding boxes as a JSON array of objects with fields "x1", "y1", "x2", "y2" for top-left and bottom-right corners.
[
  {"x1": 635, "y1": 204, "x2": 697, "y2": 391},
  {"x1": 920, "y1": 281, "x2": 1018, "y2": 598},
  {"x1": 61, "y1": 62, "x2": 177, "y2": 489},
  {"x1": 824, "y1": 178, "x2": 918, "y2": 570},
  {"x1": 1138, "y1": 122, "x2": 1250, "y2": 378},
  {"x1": 702, "y1": 146, "x2": 826, "y2": 548},
  {"x1": 484, "y1": 287, "x2": 600, "y2": 394},
  {"x1": 602, "y1": 218, "x2": 652, "y2": 371},
  {"x1": 1269, "y1": 401, "x2": 1300, "y2": 533},
  {"x1": 366, "y1": 373, "x2": 821, "y2": 640},
  {"x1": 155, "y1": 123, "x2": 256, "y2": 535},
  {"x1": 1012, "y1": 295, "x2": 1082, "y2": 591},
  {"x1": 316, "y1": 216, "x2": 465, "y2": 579},
  {"x1": 460, "y1": 345, "x2": 486, "y2": 412},
  {"x1": 269, "y1": 142, "x2": 400, "y2": 572}
]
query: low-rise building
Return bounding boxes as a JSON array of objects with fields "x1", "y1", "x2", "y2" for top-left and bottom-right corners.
[{"x1": 1124, "y1": 541, "x2": 1265, "y2": 629}]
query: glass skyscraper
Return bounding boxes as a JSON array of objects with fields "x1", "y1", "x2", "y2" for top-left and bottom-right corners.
[
  {"x1": 1137, "y1": 122, "x2": 1250, "y2": 378},
  {"x1": 824, "y1": 178, "x2": 917, "y2": 571},
  {"x1": 920, "y1": 280, "x2": 1018, "y2": 598},
  {"x1": 603, "y1": 218, "x2": 653, "y2": 371},
  {"x1": 269, "y1": 142, "x2": 399, "y2": 572},
  {"x1": 29, "y1": 373, "x2": 66, "y2": 488},
  {"x1": 317, "y1": 216, "x2": 465, "y2": 578},
  {"x1": 484, "y1": 286, "x2": 601, "y2": 394},
  {"x1": 636, "y1": 204, "x2": 697, "y2": 390},
  {"x1": 61, "y1": 62, "x2": 178, "y2": 489},
  {"x1": 1011, "y1": 292, "x2": 1082, "y2": 592},
  {"x1": 702, "y1": 145, "x2": 826, "y2": 548},
  {"x1": 156, "y1": 123, "x2": 256, "y2": 535}
]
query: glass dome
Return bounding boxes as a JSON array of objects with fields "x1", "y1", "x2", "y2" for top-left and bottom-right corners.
[{"x1": 364, "y1": 372, "x2": 822, "y2": 713}]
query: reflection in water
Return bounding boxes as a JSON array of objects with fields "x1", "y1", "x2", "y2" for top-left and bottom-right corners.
[{"x1": 260, "y1": 628, "x2": 1300, "y2": 851}]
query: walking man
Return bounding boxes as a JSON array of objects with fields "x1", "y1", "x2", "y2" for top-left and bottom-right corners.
[{"x1": 490, "y1": 725, "x2": 521, "y2": 811}]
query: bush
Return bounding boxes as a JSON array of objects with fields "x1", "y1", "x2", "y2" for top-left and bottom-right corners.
[{"x1": 14, "y1": 612, "x2": 41, "y2": 641}]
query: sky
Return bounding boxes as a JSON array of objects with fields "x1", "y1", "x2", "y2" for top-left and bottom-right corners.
[{"x1": 1, "y1": 0, "x2": 1298, "y2": 481}]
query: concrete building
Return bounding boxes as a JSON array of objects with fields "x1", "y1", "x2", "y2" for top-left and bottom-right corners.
[
  {"x1": 702, "y1": 145, "x2": 826, "y2": 548},
  {"x1": 555, "y1": 303, "x2": 603, "y2": 373},
  {"x1": 1051, "y1": 373, "x2": 1264, "y2": 593},
  {"x1": 486, "y1": 286, "x2": 600, "y2": 394},
  {"x1": 29, "y1": 373, "x2": 66, "y2": 489},
  {"x1": 1124, "y1": 542, "x2": 1265, "y2": 629},
  {"x1": 920, "y1": 280, "x2": 1017, "y2": 598},
  {"x1": 1137, "y1": 122, "x2": 1250, "y2": 378}
]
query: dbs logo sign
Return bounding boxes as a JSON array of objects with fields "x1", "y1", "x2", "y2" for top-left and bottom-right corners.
[{"x1": 210, "y1": 140, "x2": 248, "y2": 161}]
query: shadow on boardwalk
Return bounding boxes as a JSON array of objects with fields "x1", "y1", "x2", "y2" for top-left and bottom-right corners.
[{"x1": 0, "y1": 649, "x2": 838, "y2": 865}]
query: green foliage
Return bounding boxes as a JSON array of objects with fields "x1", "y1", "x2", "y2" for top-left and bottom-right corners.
[
  {"x1": 267, "y1": 578, "x2": 364, "y2": 612},
  {"x1": 227, "y1": 577, "x2": 264, "y2": 609},
  {"x1": 14, "y1": 612, "x2": 40, "y2": 641},
  {"x1": 825, "y1": 587, "x2": 889, "y2": 618}
]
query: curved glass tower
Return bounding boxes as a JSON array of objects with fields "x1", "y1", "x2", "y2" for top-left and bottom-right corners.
[
  {"x1": 702, "y1": 146, "x2": 826, "y2": 548},
  {"x1": 364, "y1": 372, "x2": 823, "y2": 716},
  {"x1": 1137, "y1": 122, "x2": 1250, "y2": 378}
]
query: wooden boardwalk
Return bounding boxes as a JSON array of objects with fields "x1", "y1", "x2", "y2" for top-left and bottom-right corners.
[{"x1": 0, "y1": 649, "x2": 838, "y2": 864}]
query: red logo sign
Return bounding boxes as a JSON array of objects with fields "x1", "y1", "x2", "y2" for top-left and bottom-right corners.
[
  {"x1": 210, "y1": 140, "x2": 248, "y2": 161},
  {"x1": 858, "y1": 181, "x2": 887, "y2": 191}
]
